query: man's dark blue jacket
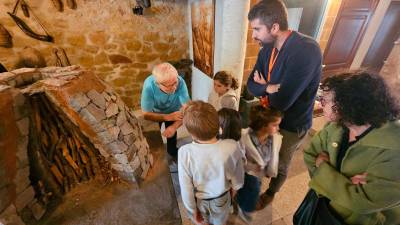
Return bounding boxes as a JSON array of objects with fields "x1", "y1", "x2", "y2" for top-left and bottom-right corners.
[{"x1": 247, "y1": 31, "x2": 322, "y2": 133}]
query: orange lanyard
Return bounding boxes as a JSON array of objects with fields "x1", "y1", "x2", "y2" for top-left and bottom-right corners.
[
  {"x1": 260, "y1": 31, "x2": 292, "y2": 108},
  {"x1": 266, "y1": 30, "x2": 292, "y2": 82},
  {"x1": 267, "y1": 48, "x2": 279, "y2": 82}
]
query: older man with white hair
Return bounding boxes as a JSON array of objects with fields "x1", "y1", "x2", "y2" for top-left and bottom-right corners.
[{"x1": 141, "y1": 62, "x2": 190, "y2": 159}]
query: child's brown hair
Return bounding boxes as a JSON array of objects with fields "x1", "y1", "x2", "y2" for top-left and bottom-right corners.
[
  {"x1": 249, "y1": 105, "x2": 283, "y2": 132},
  {"x1": 213, "y1": 71, "x2": 239, "y2": 90},
  {"x1": 183, "y1": 101, "x2": 219, "y2": 141}
]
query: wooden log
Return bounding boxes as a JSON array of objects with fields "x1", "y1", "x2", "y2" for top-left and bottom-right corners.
[
  {"x1": 83, "y1": 145, "x2": 105, "y2": 181},
  {"x1": 75, "y1": 148, "x2": 89, "y2": 182},
  {"x1": 31, "y1": 97, "x2": 49, "y2": 160},
  {"x1": 49, "y1": 124, "x2": 59, "y2": 147},
  {"x1": 41, "y1": 119, "x2": 56, "y2": 158},
  {"x1": 54, "y1": 154, "x2": 65, "y2": 175},
  {"x1": 83, "y1": 145, "x2": 101, "y2": 175},
  {"x1": 56, "y1": 148, "x2": 73, "y2": 192},
  {"x1": 72, "y1": 132, "x2": 103, "y2": 179},
  {"x1": 41, "y1": 133, "x2": 49, "y2": 149},
  {"x1": 31, "y1": 143, "x2": 63, "y2": 197},
  {"x1": 67, "y1": 137, "x2": 77, "y2": 161},
  {"x1": 40, "y1": 110, "x2": 56, "y2": 138},
  {"x1": 70, "y1": 167, "x2": 79, "y2": 186},
  {"x1": 28, "y1": 95, "x2": 64, "y2": 199},
  {"x1": 31, "y1": 96, "x2": 42, "y2": 133},
  {"x1": 78, "y1": 147, "x2": 88, "y2": 164},
  {"x1": 49, "y1": 136, "x2": 63, "y2": 162},
  {"x1": 50, "y1": 164, "x2": 63, "y2": 185},
  {"x1": 62, "y1": 145, "x2": 82, "y2": 177},
  {"x1": 64, "y1": 161, "x2": 78, "y2": 187},
  {"x1": 85, "y1": 163, "x2": 94, "y2": 179},
  {"x1": 60, "y1": 152, "x2": 76, "y2": 189},
  {"x1": 72, "y1": 134, "x2": 81, "y2": 150},
  {"x1": 79, "y1": 148, "x2": 94, "y2": 179},
  {"x1": 41, "y1": 124, "x2": 50, "y2": 148},
  {"x1": 39, "y1": 94, "x2": 69, "y2": 137},
  {"x1": 38, "y1": 95, "x2": 59, "y2": 129}
]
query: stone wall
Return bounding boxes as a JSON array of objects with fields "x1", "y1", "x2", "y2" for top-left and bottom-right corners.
[
  {"x1": 242, "y1": 0, "x2": 260, "y2": 84},
  {"x1": 0, "y1": 0, "x2": 189, "y2": 109},
  {"x1": 0, "y1": 84, "x2": 44, "y2": 224}
]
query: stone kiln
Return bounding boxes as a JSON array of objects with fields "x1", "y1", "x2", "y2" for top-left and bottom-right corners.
[{"x1": 0, "y1": 66, "x2": 153, "y2": 224}]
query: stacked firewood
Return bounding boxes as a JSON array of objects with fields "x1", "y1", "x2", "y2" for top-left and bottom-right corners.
[{"x1": 29, "y1": 93, "x2": 115, "y2": 202}]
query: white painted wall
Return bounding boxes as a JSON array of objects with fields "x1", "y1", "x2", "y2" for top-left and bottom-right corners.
[{"x1": 188, "y1": 0, "x2": 250, "y2": 101}]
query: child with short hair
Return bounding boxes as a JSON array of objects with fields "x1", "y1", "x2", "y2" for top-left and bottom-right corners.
[
  {"x1": 208, "y1": 71, "x2": 239, "y2": 110},
  {"x1": 178, "y1": 101, "x2": 244, "y2": 225},
  {"x1": 236, "y1": 105, "x2": 283, "y2": 223}
]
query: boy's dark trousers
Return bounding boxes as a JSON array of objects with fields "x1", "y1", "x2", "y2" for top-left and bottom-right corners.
[
  {"x1": 159, "y1": 121, "x2": 178, "y2": 158},
  {"x1": 236, "y1": 173, "x2": 261, "y2": 212}
]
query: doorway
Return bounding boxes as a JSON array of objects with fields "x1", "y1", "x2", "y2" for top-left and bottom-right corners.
[
  {"x1": 322, "y1": 0, "x2": 380, "y2": 73},
  {"x1": 362, "y1": 1, "x2": 400, "y2": 72}
]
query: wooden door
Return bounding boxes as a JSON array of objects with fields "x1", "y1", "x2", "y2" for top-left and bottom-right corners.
[
  {"x1": 322, "y1": 0, "x2": 380, "y2": 73},
  {"x1": 362, "y1": 1, "x2": 400, "y2": 72}
]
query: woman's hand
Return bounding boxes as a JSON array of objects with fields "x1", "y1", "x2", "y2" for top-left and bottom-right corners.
[
  {"x1": 351, "y1": 172, "x2": 368, "y2": 185},
  {"x1": 315, "y1": 151, "x2": 329, "y2": 168}
]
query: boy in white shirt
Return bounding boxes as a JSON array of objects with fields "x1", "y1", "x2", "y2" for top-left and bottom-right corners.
[{"x1": 178, "y1": 101, "x2": 244, "y2": 225}]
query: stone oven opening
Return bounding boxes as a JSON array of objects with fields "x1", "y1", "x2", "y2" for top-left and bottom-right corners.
[
  {"x1": 28, "y1": 92, "x2": 113, "y2": 200},
  {"x1": 0, "y1": 66, "x2": 153, "y2": 224}
]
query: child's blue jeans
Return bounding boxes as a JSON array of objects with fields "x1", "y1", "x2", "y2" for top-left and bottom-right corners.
[{"x1": 236, "y1": 173, "x2": 261, "y2": 212}]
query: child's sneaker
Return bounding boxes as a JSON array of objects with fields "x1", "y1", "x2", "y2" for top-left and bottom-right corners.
[{"x1": 237, "y1": 206, "x2": 252, "y2": 224}]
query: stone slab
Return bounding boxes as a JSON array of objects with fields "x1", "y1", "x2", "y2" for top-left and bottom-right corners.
[
  {"x1": 15, "y1": 186, "x2": 35, "y2": 212},
  {"x1": 0, "y1": 204, "x2": 25, "y2": 225},
  {"x1": 87, "y1": 90, "x2": 106, "y2": 110}
]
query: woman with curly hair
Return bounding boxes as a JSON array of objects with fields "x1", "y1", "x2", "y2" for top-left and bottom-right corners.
[{"x1": 302, "y1": 71, "x2": 400, "y2": 225}]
